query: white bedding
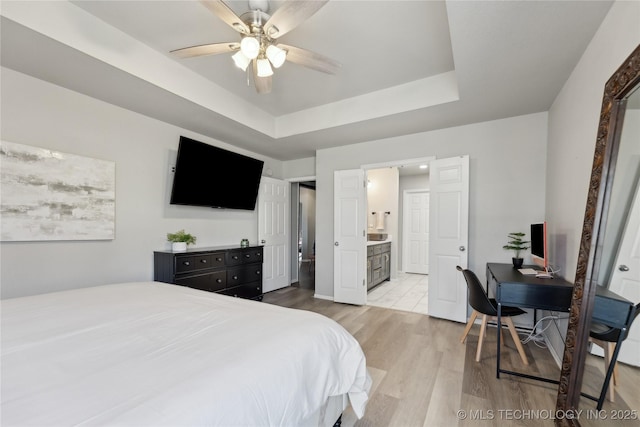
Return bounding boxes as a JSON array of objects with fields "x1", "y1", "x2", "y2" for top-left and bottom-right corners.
[{"x1": 1, "y1": 282, "x2": 370, "y2": 426}]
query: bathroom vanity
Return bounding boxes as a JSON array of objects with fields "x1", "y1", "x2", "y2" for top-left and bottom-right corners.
[{"x1": 367, "y1": 240, "x2": 391, "y2": 291}]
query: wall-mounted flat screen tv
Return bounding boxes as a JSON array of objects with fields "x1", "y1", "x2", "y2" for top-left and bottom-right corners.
[{"x1": 170, "y1": 136, "x2": 264, "y2": 210}]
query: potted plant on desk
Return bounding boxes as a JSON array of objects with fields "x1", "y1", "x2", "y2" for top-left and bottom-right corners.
[
  {"x1": 503, "y1": 232, "x2": 529, "y2": 269},
  {"x1": 167, "y1": 229, "x2": 196, "y2": 252}
]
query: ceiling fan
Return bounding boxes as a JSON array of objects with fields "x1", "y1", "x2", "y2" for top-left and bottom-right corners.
[{"x1": 171, "y1": 0, "x2": 340, "y2": 94}]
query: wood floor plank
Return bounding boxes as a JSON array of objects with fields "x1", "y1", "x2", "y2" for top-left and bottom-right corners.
[{"x1": 423, "y1": 367, "x2": 463, "y2": 427}]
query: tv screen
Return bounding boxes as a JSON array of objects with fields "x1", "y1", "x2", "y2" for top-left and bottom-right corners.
[{"x1": 170, "y1": 136, "x2": 264, "y2": 210}]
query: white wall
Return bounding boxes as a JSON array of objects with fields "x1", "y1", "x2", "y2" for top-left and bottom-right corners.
[
  {"x1": 0, "y1": 68, "x2": 283, "y2": 298},
  {"x1": 282, "y1": 157, "x2": 315, "y2": 179},
  {"x1": 315, "y1": 112, "x2": 548, "y2": 299},
  {"x1": 366, "y1": 168, "x2": 399, "y2": 234},
  {"x1": 544, "y1": 0, "x2": 640, "y2": 362}
]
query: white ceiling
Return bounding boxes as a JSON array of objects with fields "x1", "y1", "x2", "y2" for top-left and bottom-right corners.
[{"x1": 1, "y1": 1, "x2": 613, "y2": 161}]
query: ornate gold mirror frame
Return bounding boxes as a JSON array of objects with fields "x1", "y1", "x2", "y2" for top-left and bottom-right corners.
[{"x1": 555, "y1": 44, "x2": 640, "y2": 426}]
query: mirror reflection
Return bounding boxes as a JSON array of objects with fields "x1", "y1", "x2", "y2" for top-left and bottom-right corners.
[{"x1": 592, "y1": 84, "x2": 640, "y2": 367}]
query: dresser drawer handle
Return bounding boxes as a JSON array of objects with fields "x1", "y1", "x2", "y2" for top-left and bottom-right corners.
[
  {"x1": 256, "y1": 271, "x2": 261, "y2": 275},
  {"x1": 233, "y1": 256, "x2": 239, "y2": 260},
  {"x1": 183, "y1": 261, "x2": 190, "y2": 266},
  {"x1": 216, "y1": 257, "x2": 223, "y2": 262},
  {"x1": 216, "y1": 279, "x2": 222, "y2": 283},
  {"x1": 257, "y1": 253, "x2": 261, "y2": 257},
  {"x1": 232, "y1": 275, "x2": 238, "y2": 280},
  {"x1": 201, "y1": 259, "x2": 207, "y2": 263},
  {"x1": 245, "y1": 254, "x2": 251, "y2": 258}
]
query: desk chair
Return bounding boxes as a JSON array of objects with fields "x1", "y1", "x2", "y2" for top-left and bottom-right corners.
[
  {"x1": 589, "y1": 302, "x2": 640, "y2": 403},
  {"x1": 457, "y1": 266, "x2": 529, "y2": 365}
]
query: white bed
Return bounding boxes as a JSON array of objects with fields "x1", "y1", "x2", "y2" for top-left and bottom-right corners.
[{"x1": 1, "y1": 282, "x2": 370, "y2": 426}]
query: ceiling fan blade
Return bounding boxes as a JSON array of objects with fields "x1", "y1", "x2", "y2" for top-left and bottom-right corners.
[
  {"x1": 253, "y1": 60, "x2": 272, "y2": 94},
  {"x1": 199, "y1": 0, "x2": 250, "y2": 34},
  {"x1": 170, "y1": 42, "x2": 239, "y2": 59},
  {"x1": 278, "y1": 44, "x2": 340, "y2": 74},
  {"x1": 263, "y1": 0, "x2": 329, "y2": 39}
]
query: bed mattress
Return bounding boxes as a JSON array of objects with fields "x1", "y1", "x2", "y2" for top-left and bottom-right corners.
[{"x1": 1, "y1": 282, "x2": 370, "y2": 426}]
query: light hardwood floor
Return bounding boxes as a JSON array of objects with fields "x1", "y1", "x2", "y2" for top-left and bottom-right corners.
[{"x1": 263, "y1": 287, "x2": 640, "y2": 427}]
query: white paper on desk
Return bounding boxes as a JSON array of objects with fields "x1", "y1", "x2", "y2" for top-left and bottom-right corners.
[{"x1": 518, "y1": 268, "x2": 538, "y2": 275}]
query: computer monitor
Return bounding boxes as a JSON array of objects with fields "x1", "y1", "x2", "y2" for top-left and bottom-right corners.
[{"x1": 530, "y1": 222, "x2": 548, "y2": 271}]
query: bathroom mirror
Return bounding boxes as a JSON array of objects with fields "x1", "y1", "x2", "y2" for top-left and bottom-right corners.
[{"x1": 555, "y1": 44, "x2": 640, "y2": 426}]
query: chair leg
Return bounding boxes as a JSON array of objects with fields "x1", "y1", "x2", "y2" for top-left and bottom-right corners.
[
  {"x1": 460, "y1": 310, "x2": 478, "y2": 343},
  {"x1": 475, "y1": 314, "x2": 488, "y2": 362},
  {"x1": 590, "y1": 337, "x2": 617, "y2": 402},
  {"x1": 609, "y1": 342, "x2": 619, "y2": 386},
  {"x1": 603, "y1": 341, "x2": 616, "y2": 402},
  {"x1": 504, "y1": 317, "x2": 529, "y2": 365}
]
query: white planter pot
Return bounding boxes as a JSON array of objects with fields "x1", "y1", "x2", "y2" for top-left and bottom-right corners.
[{"x1": 172, "y1": 242, "x2": 187, "y2": 252}]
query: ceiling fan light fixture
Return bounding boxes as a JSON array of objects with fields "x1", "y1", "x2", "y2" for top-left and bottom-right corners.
[
  {"x1": 232, "y1": 51, "x2": 251, "y2": 71},
  {"x1": 257, "y1": 58, "x2": 273, "y2": 77},
  {"x1": 240, "y1": 36, "x2": 260, "y2": 59},
  {"x1": 266, "y1": 45, "x2": 286, "y2": 68}
]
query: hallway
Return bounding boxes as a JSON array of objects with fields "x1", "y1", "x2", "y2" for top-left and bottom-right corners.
[{"x1": 367, "y1": 272, "x2": 428, "y2": 315}]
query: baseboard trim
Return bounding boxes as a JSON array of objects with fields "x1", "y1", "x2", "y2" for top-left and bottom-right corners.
[
  {"x1": 544, "y1": 332, "x2": 563, "y2": 369},
  {"x1": 314, "y1": 293, "x2": 334, "y2": 301}
]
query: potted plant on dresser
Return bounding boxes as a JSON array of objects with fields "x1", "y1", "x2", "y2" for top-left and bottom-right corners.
[
  {"x1": 503, "y1": 232, "x2": 529, "y2": 268},
  {"x1": 167, "y1": 229, "x2": 196, "y2": 252}
]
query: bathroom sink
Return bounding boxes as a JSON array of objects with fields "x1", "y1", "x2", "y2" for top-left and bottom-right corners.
[{"x1": 367, "y1": 233, "x2": 388, "y2": 241}]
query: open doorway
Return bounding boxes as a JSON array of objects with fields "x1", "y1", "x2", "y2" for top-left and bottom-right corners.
[
  {"x1": 365, "y1": 162, "x2": 430, "y2": 314},
  {"x1": 294, "y1": 181, "x2": 316, "y2": 290}
]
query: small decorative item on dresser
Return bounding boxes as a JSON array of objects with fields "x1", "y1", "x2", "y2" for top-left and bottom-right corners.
[
  {"x1": 240, "y1": 238, "x2": 249, "y2": 248},
  {"x1": 503, "y1": 232, "x2": 530, "y2": 269},
  {"x1": 167, "y1": 229, "x2": 196, "y2": 252}
]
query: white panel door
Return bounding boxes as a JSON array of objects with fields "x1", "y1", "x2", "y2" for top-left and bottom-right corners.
[
  {"x1": 258, "y1": 177, "x2": 289, "y2": 293},
  {"x1": 333, "y1": 169, "x2": 367, "y2": 305},
  {"x1": 403, "y1": 190, "x2": 430, "y2": 274},
  {"x1": 428, "y1": 156, "x2": 469, "y2": 323},
  {"x1": 598, "y1": 183, "x2": 640, "y2": 366}
]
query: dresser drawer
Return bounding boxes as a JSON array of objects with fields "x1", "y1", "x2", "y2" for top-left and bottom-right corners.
[
  {"x1": 175, "y1": 270, "x2": 226, "y2": 292},
  {"x1": 226, "y1": 248, "x2": 263, "y2": 266},
  {"x1": 175, "y1": 252, "x2": 225, "y2": 273},
  {"x1": 227, "y1": 265, "x2": 262, "y2": 287},
  {"x1": 218, "y1": 281, "x2": 262, "y2": 299}
]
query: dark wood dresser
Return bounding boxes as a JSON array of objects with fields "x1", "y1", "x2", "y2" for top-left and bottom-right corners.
[{"x1": 154, "y1": 245, "x2": 263, "y2": 301}]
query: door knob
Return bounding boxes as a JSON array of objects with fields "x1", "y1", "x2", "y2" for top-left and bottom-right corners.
[
  {"x1": 618, "y1": 265, "x2": 630, "y2": 272},
  {"x1": 459, "y1": 246, "x2": 466, "y2": 252},
  {"x1": 335, "y1": 242, "x2": 339, "y2": 246},
  {"x1": 261, "y1": 239, "x2": 266, "y2": 244}
]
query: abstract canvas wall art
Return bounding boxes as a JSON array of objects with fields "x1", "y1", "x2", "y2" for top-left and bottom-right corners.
[{"x1": 0, "y1": 141, "x2": 115, "y2": 241}]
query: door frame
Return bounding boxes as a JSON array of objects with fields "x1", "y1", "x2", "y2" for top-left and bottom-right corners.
[{"x1": 287, "y1": 176, "x2": 316, "y2": 285}]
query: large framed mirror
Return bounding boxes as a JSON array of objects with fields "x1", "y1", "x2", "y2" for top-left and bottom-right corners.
[{"x1": 555, "y1": 44, "x2": 640, "y2": 426}]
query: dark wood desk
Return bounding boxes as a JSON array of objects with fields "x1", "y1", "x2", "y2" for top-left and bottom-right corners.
[{"x1": 486, "y1": 262, "x2": 633, "y2": 409}]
